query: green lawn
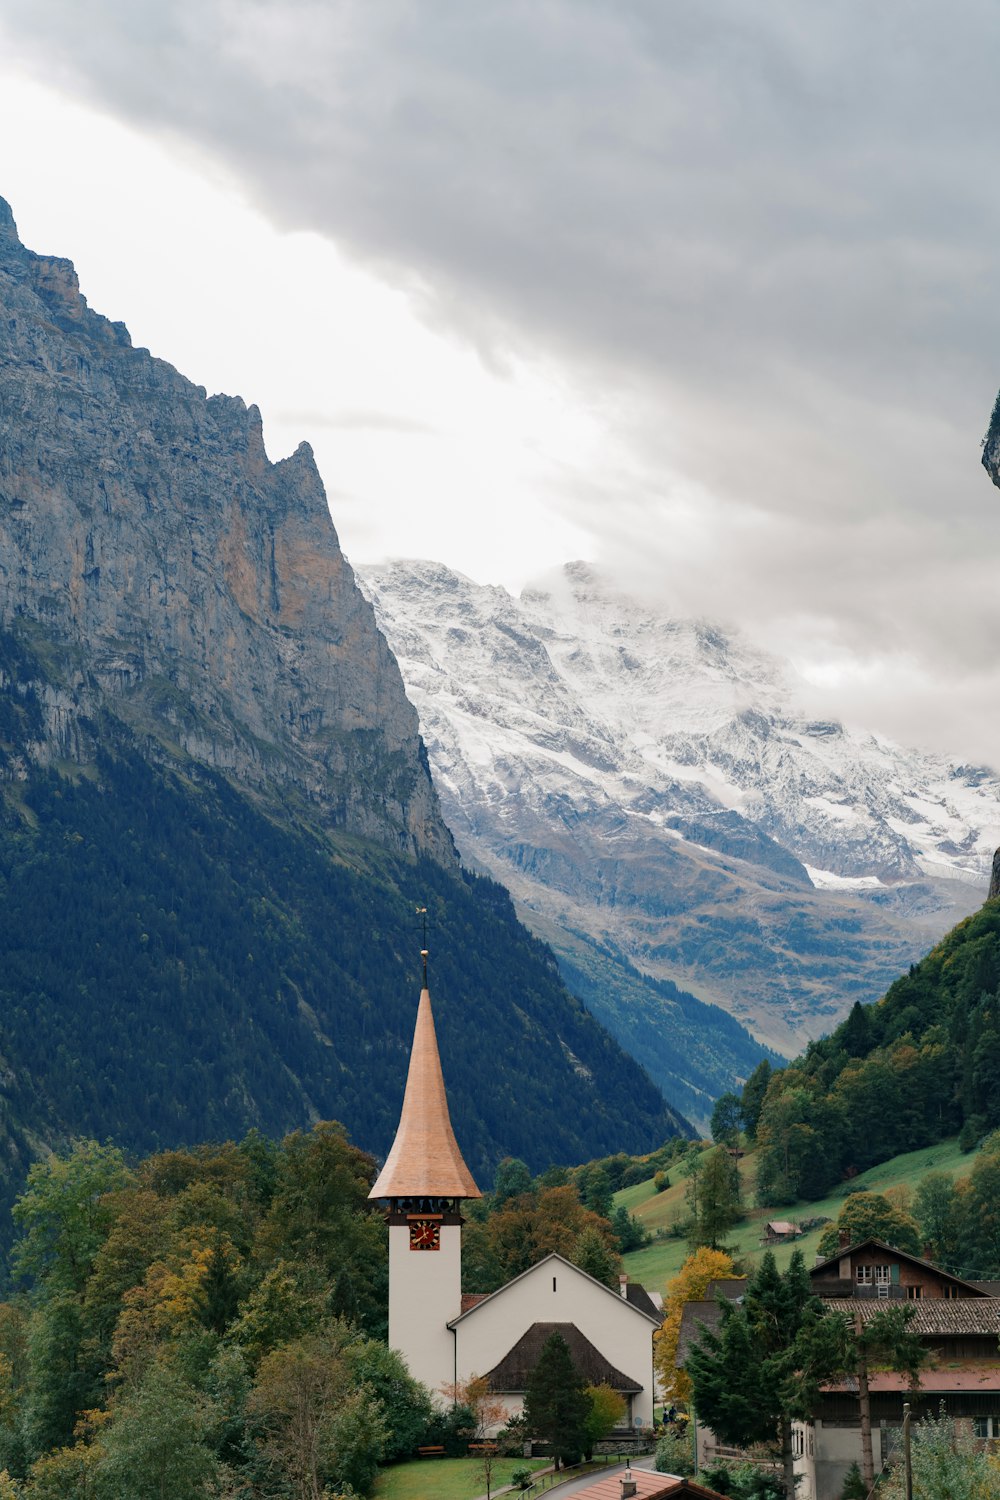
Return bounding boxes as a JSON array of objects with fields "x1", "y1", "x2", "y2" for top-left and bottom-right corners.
[
  {"x1": 620, "y1": 1135, "x2": 976, "y2": 1296},
  {"x1": 374, "y1": 1456, "x2": 548, "y2": 1499}
]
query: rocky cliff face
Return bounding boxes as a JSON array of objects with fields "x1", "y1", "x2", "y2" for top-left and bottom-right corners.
[{"x1": 0, "y1": 198, "x2": 453, "y2": 863}]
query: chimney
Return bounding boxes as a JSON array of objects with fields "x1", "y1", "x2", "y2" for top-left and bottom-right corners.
[
  {"x1": 923, "y1": 1243, "x2": 934, "y2": 1262},
  {"x1": 619, "y1": 1274, "x2": 629, "y2": 1299},
  {"x1": 839, "y1": 1230, "x2": 850, "y2": 1250},
  {"x1": 621, "y1": 1463, "x2": 638, "y2": 1498}
]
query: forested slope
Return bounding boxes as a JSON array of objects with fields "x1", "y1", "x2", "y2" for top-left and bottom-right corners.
[
  {"x1": 749, "y1": 896, "x2": 1000, "y2": 1200},
  {"x1": 0, "y1": 717, "x2": 687, "y2": 1237}
]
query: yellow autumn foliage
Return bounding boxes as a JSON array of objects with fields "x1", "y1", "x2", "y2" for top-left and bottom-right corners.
[{"x1": 653, "y1": 1246, "x2": 736, "y2": 1403}]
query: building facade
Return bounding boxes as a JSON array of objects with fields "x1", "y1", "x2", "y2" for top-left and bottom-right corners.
[{"x1": 369, "y1": 982, "x2": 660, "y2": 1427}]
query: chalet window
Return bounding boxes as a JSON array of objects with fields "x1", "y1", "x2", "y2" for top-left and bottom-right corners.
[
  {"x1": 973, "y1": 1417, "x2": 998, "y2": 1440},
  {"x1": 856, "y1": 1267, "x2": 873, "y2": 1284},
  {"x1": 875, "y1": 1265, "x2": 891, "y2": 1283},
  {"x1": 944, "y1": 1286, "x2": 961, "y2": 1299},
  {"x1": 906, "y1": 1286, "x2": 922, "y2": 1299}
]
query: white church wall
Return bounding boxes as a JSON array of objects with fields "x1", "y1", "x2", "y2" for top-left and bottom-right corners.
[
  {"x1": 388, "y1": 1222, "x2": 462, "y2": 1399},
  {"x1": 453, "y1": 1256, "x2": 656, "y2": 1428}
]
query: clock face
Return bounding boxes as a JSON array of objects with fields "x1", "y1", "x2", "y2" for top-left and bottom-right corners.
[{"x1": 409, "y1": 1218, "x2": 441, "y2": 1251}]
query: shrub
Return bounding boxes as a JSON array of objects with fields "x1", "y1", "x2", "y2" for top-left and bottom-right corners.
[
  {"x1": 655, "y1": 1427, "x2": 694, "y2": 1477},
  {"x1": 840, "y1": 1461, "x2": 865, "y2": 1500}
]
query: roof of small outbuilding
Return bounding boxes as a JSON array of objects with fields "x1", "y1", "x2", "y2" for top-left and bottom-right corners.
[{"x1": 566, "y1": 1474, "x2": 728, "y2": 1500}]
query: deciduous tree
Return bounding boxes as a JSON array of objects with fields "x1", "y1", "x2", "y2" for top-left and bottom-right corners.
[
  {"x1": 583, "y1": 1383, "x2": 625, "y2": 1455},
  {"x1": 816, "y1": 1192, "x2": 920, "y2": 1258},
  {"x1": 97, "y1": 1361, "x2": 218, "y2": 1500},
  {"x1": 654, "y1": 1247, "x2": 737, "y2": 1404},
  {"x1": 12, "y1": 1142, "x2": 131, "y2": 1297}
]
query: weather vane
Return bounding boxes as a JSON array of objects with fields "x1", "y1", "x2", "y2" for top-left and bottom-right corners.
[{"x1": 416, "y1": 905, "x2": 428, "y2": 987}]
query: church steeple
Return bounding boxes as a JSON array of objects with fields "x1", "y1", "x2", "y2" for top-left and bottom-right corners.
[
  {"x1": 369, "y1": 986, "x2": 481, "y2": 1202},
  {"x1": 371, "y1": 977, "x2": 479, "y2": 1395}
]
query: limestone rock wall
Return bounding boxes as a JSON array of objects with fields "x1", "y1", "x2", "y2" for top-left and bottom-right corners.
[{"x1": 0, "y1": 198, "x2": 454, "y2": 864}]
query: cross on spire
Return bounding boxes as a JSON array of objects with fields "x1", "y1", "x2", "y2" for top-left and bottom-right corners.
[{"x1": 416, "y1": 904, "x2": 428, "y2": 987}]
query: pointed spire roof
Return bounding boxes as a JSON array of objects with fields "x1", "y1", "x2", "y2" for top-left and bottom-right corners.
[{"x1": 369, "y1": 989, "x2": 481, "y2": 1200}]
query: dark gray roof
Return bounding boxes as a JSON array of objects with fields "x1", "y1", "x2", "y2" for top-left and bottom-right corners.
[
  {"x1": 828, "y1": 1299, "x2": 1000, "y2": 1336},
  {"x1": 484, "y1": 1321, "x2": 644, "y2": 1394},
  {"x1": 626, "y1": 1281, "x2": 660, "y2": 1319},
  {"x1": 676, "y1": 1301, "x2": 726, "y2": 1367}
]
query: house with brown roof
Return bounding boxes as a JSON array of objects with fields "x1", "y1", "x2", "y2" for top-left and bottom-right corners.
[
  {"x1": 369, "y1": 979, "x2": 661, "y2": 1430},
  {"x1": 809, "y1": 1236, "x2": 991, "y2": 1301},
  {"x1": 565, "y1": 1473, "x2": 727, "y2": 1500},
  {"x1": 672, "y1": 1242, "x2": 1000, "y2": 1500}
]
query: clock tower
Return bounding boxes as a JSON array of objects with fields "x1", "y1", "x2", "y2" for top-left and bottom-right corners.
[{"x1": 369, "y1": 973, "x2": 480, "y2": 1395}]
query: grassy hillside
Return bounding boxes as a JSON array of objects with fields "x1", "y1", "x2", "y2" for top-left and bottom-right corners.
[{"x1": 620, "y1": 1136, "x2": 975, "y2": 1294}]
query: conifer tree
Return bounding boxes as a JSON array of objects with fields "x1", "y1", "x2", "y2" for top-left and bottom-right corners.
[
  {"x1": 523, "y1": 1332, "x2": 590, "y2": 1470},
  {"x1": 572, "y1": 1227, "x2": 620, "y2": 1288},
  {"x1": 686, "y1": 1251, "x2": 837, "y2": 1498}
]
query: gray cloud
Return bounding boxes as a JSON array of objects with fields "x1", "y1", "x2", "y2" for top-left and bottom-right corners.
[{"x1": 3, "y1": 0, "x2": 1000, "y2": 757}]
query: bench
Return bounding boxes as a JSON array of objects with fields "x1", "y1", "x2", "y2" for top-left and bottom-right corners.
[{"x1": 417, "y1": 1446, "x2": 445, "y2": 1458}]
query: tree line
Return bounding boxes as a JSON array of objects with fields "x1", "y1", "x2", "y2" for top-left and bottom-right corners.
[
  {"x1": 0, "y1": 1127, "x2": 649, "y2": 1497},
  {"x1": 725, "y1": 898, "x2": 1000, "y2": 1205}
]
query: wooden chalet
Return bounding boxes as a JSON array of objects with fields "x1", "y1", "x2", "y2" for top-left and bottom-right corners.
[
  {"x1": 809, "y1": 1236, "x2": 991, "y2": 1301},
  {"x1": 672, "y1": 1241, "x2": 1000, "y2": 1499}
]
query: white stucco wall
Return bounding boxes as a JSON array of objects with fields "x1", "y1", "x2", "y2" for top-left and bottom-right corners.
[
  {"x1": 793, "y1": 1420, "x2": 883, "y2": 1500},
  {"x1": 388, "y1": 1221, "x2": 462, "y2": 1399},
  {"x1": 452, "y1": 1256, "x2": 657, "y2": 1428}
]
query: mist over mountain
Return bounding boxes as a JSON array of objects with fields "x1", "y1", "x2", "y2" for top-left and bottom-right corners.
[
  {"x1": 0, "y1": 197, "x2": 688, "y2": 1208},
  {"x1": 360, "y1": 559, "x2": 1000, "y2": 1066}
]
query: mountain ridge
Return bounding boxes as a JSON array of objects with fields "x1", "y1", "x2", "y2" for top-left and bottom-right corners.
[
  {"x1": 0, "y1": 198, "x2": 689, "y2": 1210},
  {"x1": 0, "y1": 195, "x2": 453, "y2": 865},
  {"x1": 360, "y1": 558, "x2": 1000, "y2": 1061}
]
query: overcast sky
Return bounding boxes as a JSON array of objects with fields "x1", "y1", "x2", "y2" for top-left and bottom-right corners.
[{"x1": 1, "y1": 1, "x2": 999, "y2": 763}]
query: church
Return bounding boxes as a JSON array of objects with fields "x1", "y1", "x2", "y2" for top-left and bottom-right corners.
[{"x1": 369, "y1": 979, "x2": 662, "y2": 1429}]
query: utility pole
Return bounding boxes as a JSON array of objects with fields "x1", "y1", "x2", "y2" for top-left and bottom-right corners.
[{"x1": 902, "y1": 1401, "x2": 912, "y2": 1500}]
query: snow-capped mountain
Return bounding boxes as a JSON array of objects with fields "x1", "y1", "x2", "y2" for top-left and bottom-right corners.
[{"x1": 360, "y1": 559, "x2": 1000, "y2": 1084}]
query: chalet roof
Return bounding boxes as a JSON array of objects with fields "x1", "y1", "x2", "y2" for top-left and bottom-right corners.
[
  {"x1": 673, "y1": 1293, "x2": 1000, "y2": 1375},
  {"x1": 368, "y1": 988, "x2": 481, "y2": 1201},
  {"x1": 448, "y1": 1253, "x2": 662, "y2": 1329},
  {"x1": 766, "y1": 1221, "x2": 798, "y2": 1235},
  {"x1": 484, "y1": 1321, "x2": 643, "y2": 1394},
  {"x1": 971, "y1": 1281, "x2": 1000, "y2": 1297},
  {"x1": 810, "y1": 1239, "x2": 987, "y2": 1296},
  {"x1": 828, "y1": 1298, "x2": 1000, "y2": 1336},
  {"x1": 822, "y1": 1365, "x2": 1000, "y2": 1395}
]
